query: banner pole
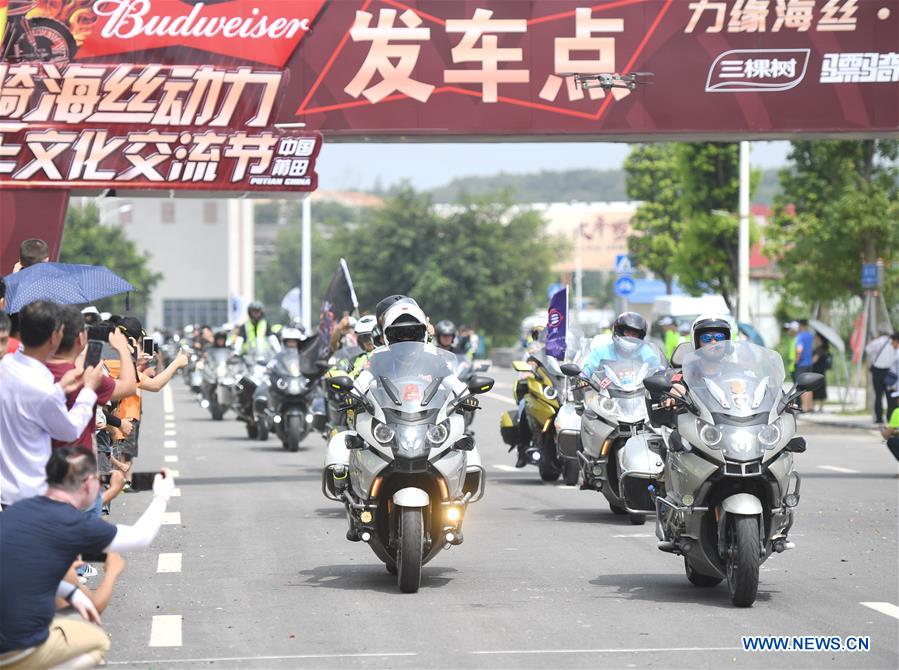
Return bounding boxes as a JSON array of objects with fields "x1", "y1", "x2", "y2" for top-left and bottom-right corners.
[{"x1": 302, "y1": 195, "x2": 312, "y2": 333}]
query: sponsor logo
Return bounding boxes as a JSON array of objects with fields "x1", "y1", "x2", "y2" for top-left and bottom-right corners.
[
  {"x1": 548, "y1": 308, "x2": 564, "y2": 328},
  {"x1": 820, "y1": 52, "x2": 899, "y2": 83},
  {"x1": 76, "y1": 0, "x2": 325, "y2": 67},
  {"x1": 706, "y1": 48, "x2": 810, "y2": 92},
  {"x1": 403, "y1": 384, "x2": 420, "y2": 402}
]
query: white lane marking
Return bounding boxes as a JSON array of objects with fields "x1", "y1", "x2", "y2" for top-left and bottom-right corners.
[
  {"x1": 861, "y1": 602, "x2": 899, "y2": 620},
  {"x1": 170, "y1": 488, "x2": 181, "y2": 497},
  {"x1": 164, "y1": 413, "x2": 175, "y2": 421},
  {"x1": 612, "y1": 533, "x2": 655, "y2": 538},
  {"x1": 162, "y1": 512, "x2": 181, "y2": 526},
  {"x1": 168, "y1": 470, "x2": 180, "y2": 478},
  {"x1": 156, "y1": 553, "x2": 182, "y2": 573},
  {"x1": 557, "y1": 485, "x2": 578, "y2": 490},
  {"x1": 164, "y1": 422, "x2": 176, "y2": 429},
  {"x1": 164, "y1": 455, "x2": 178, "y2": 463},
  {"x1": 162, "y1": 387, "x2": 174, "y2": 414},
  {"x1": 819, "y1": 465, "x2": 860, "y2": 474},
  {"x1": 483, "y1": 391, "x2": 517, "y2": 406},
  {"x1": 164, "y1": 429, "x2": 177, "y2": 437},
  {"x1": 109, "y1": 653, "x2": 417, "y2": 665},
  {"x1": 472, "y1": 647, "x2": 740, "y2": 656},
  {"x1": 492, "y1": 381, "x2": 513, "y2": 389},
  {"x1": 149, "y1": 615, "x2": 182, "y2": 647},
  {"x1": 492, "y1": 464, "x2": 518, "y2": 472},
  {"x1": 164, "y1": 440, "x2": 177, "y2": 449}
]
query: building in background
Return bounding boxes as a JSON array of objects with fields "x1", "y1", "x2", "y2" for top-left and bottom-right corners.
[{"x1": 97, "y1": 198, "x2": 254, "y2": 330}]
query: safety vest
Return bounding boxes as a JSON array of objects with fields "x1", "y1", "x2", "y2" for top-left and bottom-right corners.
[{"x1": 245, "y1": 318, "x2": 268, "y2": 353}]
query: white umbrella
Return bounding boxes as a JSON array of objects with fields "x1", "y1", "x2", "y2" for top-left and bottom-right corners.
[{"x1": 809, "y1": 319, "x2": 845, "y2": 353}]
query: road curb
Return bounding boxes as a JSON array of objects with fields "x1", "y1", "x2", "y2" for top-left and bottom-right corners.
[{"x1": 797, "y1": 417, "x2": 878, "y2": 432}]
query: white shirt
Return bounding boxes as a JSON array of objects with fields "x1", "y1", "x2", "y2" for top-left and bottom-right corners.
[
  {"x1": 0, "y1": 351, "x2": 97, "y2": 505},
  {"x1": 866, "y1": 335, "x2": 896, "y2": 370}
]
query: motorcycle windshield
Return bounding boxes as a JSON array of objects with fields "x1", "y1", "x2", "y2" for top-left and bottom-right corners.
[
  {"x1": 273, "y1": 351, "x2": 303, "y2": 378},
  {"x1": 682, "y1": 341, "x2": 784, "y2": 418},
  {"x1": 366, "y1": 342, "x2": 456, "y2": 416},
  {"x1": 589, "y1": 350, "x2": 664, "y2": 424},
  {"x1": 205, "y1": 348, "x2": 231, "y2": 366}
]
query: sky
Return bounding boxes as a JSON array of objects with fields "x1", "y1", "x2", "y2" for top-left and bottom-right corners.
[{"x1": 316, "y1": 141, "x2": 791, "y2": 192}]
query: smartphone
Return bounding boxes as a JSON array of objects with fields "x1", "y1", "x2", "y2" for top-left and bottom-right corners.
[
  {"x1": 83, "y1": 340, "x2": 104, "y2": 368},
  {"x1": 80, "y1": 552, "x2": 108, "y2": 563},
  {"x1": 130, "y1": 471, "x2": 158, "y2": 491},
  {"x1": 142, "y1": 337, "x2": 157, "y2": 355},
  {"x1": 87, "y1": 324, "x2": 114, "y2": 341}
]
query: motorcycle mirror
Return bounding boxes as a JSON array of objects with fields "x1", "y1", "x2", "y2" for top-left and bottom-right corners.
[
  {"x1": 511, "y1": 360, "x2": 531, "y2": 373},
  {"x1": 560, "y1": 363, "x2": 581, "y2": 377},
  {"x1": 345, "y1": 433, "x2": 365, "y2": 450},
  {"x1": 644, "y1": 374, "x2": 673, "y2": 395},
  {"x1": 315, "y1": 359, "x2": 331, "y2": 372},
  {"x1": 669, "y1": 342, "x2": 693, "y2": 368},
  {"x1": 794, "y1": 372, "x2": 825, "y2": 393},
  {"x1": 329, "y1": 375, "x2": 355, "y2": 394},
  {"x1": 467, "y1": 375, "x2": 495, "y2": 395}
]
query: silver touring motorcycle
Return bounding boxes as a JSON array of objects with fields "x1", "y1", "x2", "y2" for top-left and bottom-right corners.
[
  {"x1": 322, "y1": 341, "x2": 491, "y2": 593},
  {"x1": 645, "y1": 340, "x2": 823, "y2": 607}
]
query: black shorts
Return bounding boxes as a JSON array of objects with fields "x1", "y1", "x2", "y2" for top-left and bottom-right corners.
[{"x1": 118, "y1": 419, "x2": 141, "y2": 459}]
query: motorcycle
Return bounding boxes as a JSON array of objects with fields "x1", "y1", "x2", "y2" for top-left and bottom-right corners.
[
  {"x1": 234, "y1": 348, "x2": 272, "y2": 439},
  {"x1": 500, "y1": 347, "x2": 577, "y2": 483},
  {"x1": 322, "y1": 341, "x2": 491, "y2": 593},
  {"x1": 448, "y1": 353, "x2": 489, "y2": 434},
  {"x1": 1, "y1": 1, "x2": 77, "y2": 64},
  {"x1": 254, "y1": 349, "x2": 327, "y2": 452},
  {"x1": 557, "y1": 338, "x2": 667, "y2": 524},
  {"x1": 644, "y1": 340, "x2": 822, "y2": 607},
  {"x1": 199, "y1": 347, "x2": 245, "y2": 421}
]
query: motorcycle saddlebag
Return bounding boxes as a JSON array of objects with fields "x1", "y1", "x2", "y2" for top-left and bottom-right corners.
[{"x1": 500, "y1": 410, "x2": 521, "y2": 446}]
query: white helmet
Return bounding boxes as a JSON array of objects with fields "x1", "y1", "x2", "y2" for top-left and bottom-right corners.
[
  {"x1": 280, "y1": 327, "x2": 305, "y2": 343},
  {"x1": 691, "y1": 314, "x2": 732, "y2": 349},
  {"x1": 354, "y1": 314, "x2": 377, "y2": 336},
  {"x1": 382, "y1": 303, "x2": 428, "y2": 344}
]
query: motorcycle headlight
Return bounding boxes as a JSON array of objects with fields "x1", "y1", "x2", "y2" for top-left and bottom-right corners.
[
  {"x1": 698, "y1": 420, "x2": 722, "y2": 447},
  {"x1": 758, "y1": 420, "x2": 782, "y2": 448},
  {"x1": 730, "y1": 429, "x2": 757, "y2": 453},
  {"x1": 288, "y1": 378, "x2": 303, "y2": 394},
  {"x1": 373, "y1": 422, "x2": 395, "y2": 444},
  {"x1": 542, "y1": 385, "x2": 558, "y2": 400},
  {"x1": 217, "y1": 363, "x2": 228, "y2": 376},
  {"x1": 427, "y1": 422, "x2": 449, "y2": 445},
  {"x1": 275, "y1": 377, "x2": 288, "y2": 391}
]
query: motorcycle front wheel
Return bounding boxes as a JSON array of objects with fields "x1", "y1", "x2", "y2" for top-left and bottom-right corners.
[
  {"x1": 285, "y1": 415, "x2": 302, "y2": 452},
  {"x1": 726, "y1": 515, "x2": 760, "y2": 607},
  {"x1": 396, "y1": 506, "x2": 423, "y2": 593}
]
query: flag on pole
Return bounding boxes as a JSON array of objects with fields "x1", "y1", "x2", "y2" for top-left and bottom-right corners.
[
  {"x1": 545, "y1": 285, "x2": 568, "y2": 360},
  {"x1": 318, "y1": 259, "x2": 358, "y2": 353},
  {"x1": 280, "y1": 287, "x2": 301, "y2": 320}
]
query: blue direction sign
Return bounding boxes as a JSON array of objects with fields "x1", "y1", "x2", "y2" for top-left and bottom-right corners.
[
  {"x1": 861, "y1": 263, "x2": 879, "y2": 289},
  {"x1": 614, "y1": 254, "x2": 633, "y2": 275},
  {"x1": 614, "y1": 276, "x2": 636, "y2": 297}
]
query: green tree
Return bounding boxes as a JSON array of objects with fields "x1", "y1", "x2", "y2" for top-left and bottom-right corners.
[
  {"x1": 673, "y1": 143, "x2": 758, "y2": 312},
  {"x1": 333, "y1": 186, "x2": 563, "y2": 342},
  {"x1": 766, "y1": 140, "x2": 899, "y2": 311},
  {"x1": 58, "y1": 202, "x2": 161, "y2": 317},
  {"x1": 624, "y1": 143, "x2": 683, "y2": 294}
]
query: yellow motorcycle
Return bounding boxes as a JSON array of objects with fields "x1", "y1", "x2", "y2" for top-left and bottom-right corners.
[{"x1": 500, "y1": 349, "x2": 578, "y2": 483}]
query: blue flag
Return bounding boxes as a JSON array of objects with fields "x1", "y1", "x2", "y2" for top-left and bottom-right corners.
[{"x1": 545, "y1": 286, "x2": 568, "y2": 360}]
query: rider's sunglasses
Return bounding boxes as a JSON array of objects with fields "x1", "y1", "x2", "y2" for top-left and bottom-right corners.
[{"x1": 699, "y1": 331, "x2": 727, "y2": 344}]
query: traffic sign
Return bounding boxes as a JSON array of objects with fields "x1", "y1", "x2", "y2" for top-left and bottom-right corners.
[
  {"x1": 615, "y1": 254, "x2": 633, "y2": 275},
  {"x1": 861, "y1": 263, "x2": 879, "y2": 289},
  {"x1": 614, "y1": 276, "x2": 636, "y2": 297}
]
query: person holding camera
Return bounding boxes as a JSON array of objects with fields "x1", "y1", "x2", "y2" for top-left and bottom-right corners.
[
  {"x1": 0, "y1": 449, "x2": 176, "y2": 669},
  {"x1": 0, "y1": 301, "x2": 103, "y2": 508}
]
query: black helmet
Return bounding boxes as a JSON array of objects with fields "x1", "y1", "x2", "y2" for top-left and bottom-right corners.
[
  {"x1": 612, "y1": 312, "x2": 647, "y2": 340},
  {"x1": 435, "y1": 320, "x2": 456, "y2": 337},
  {"x1": 691, "y1": 314, "x2": 732, "y2": 349}
]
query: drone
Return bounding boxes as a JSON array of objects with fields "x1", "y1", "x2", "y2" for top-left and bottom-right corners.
[{"x1": 559, "y1": 72, "x2": 654, "y2": 92}]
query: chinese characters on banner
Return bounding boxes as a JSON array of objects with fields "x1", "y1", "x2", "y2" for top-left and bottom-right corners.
[{"x1": 0, "y1": 64, "x2": 321, "y2": 191}]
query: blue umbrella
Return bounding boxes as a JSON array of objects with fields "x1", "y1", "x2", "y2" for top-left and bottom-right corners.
[
  {"x1": 737, "y1": 321, "x2": 765, "y2": 347},
  {"x1": 3, "y1": 262, "x2": 135, "y2": 313}
]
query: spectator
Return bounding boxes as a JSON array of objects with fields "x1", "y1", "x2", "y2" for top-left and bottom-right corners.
[
  {"x1": 794, "y1": 320, "x2": 814, "y2": 412},
  {"x1": 0, "y1": 301, "x2": 103, "y2": 508},
  {"x1": 0, "y1": 276, "x2": 5, "y2": 311},
  {"x1": 811, "y1": 335, "x2": 831, "y2": 413},
  {"x1": 0, "y1": 448, "x2": 175, "y2": 669},
  {"x1": 81, "y1": 306, "x2": 101, "y2": 327},
  {"x1": 13, "y1": 238, "x2": 51, "y2": 273},
  {"x1": 659, "y1": 316, "x2": 679, "y2": 359},
  {"x1": 56, "y1": 552, "x2": 126, "y2": 615},
  {"x1": 866, "y1": 327, "x2": 896, "y2": 425},
  {"x1": 0, "y1": 278, "x2": 19, "y2": 356}
]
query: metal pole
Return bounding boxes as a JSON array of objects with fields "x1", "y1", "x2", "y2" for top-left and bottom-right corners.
[
  {"x1": 738, "y1": 140, "x2": 751, "y2": 323},
  {"x1": 301, "y1": 195, "x2": 312, "y2": 333}
]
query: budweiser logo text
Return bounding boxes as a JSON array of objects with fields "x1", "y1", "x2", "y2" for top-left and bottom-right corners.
[{"x1": 93, "y1": 0, "x2": 312, "y2": 41}]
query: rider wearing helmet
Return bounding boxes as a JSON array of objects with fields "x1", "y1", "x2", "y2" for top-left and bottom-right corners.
[
  {"x1": 280, "y1": 326, "x2": 306, "y2": 351},
  {"x1": 211, "y1": 329, "x2": 229, "y2": 349},
  {"x1": 581, "y1": 312, "x2": 660, "y2": 378},
  {"x1": 661, "y1": 314, "x2": 734, "y2": 403},
  {"x1": 236, "y1": 301, "x2": 273, "y2": 354},
  {"x1": 434, "y1": 320, "x2": 458, "y2": 353},
  {"x1": 382, "y1": 303, "x2": 429, "y2": 344},
  {"x1": 337, "y1": 315, "x2": 378, "y2": 378}
]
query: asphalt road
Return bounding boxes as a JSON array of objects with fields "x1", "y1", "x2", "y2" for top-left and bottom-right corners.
[{"x1": 99, "y1": 368, "x2": 898, "y2": 669}]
